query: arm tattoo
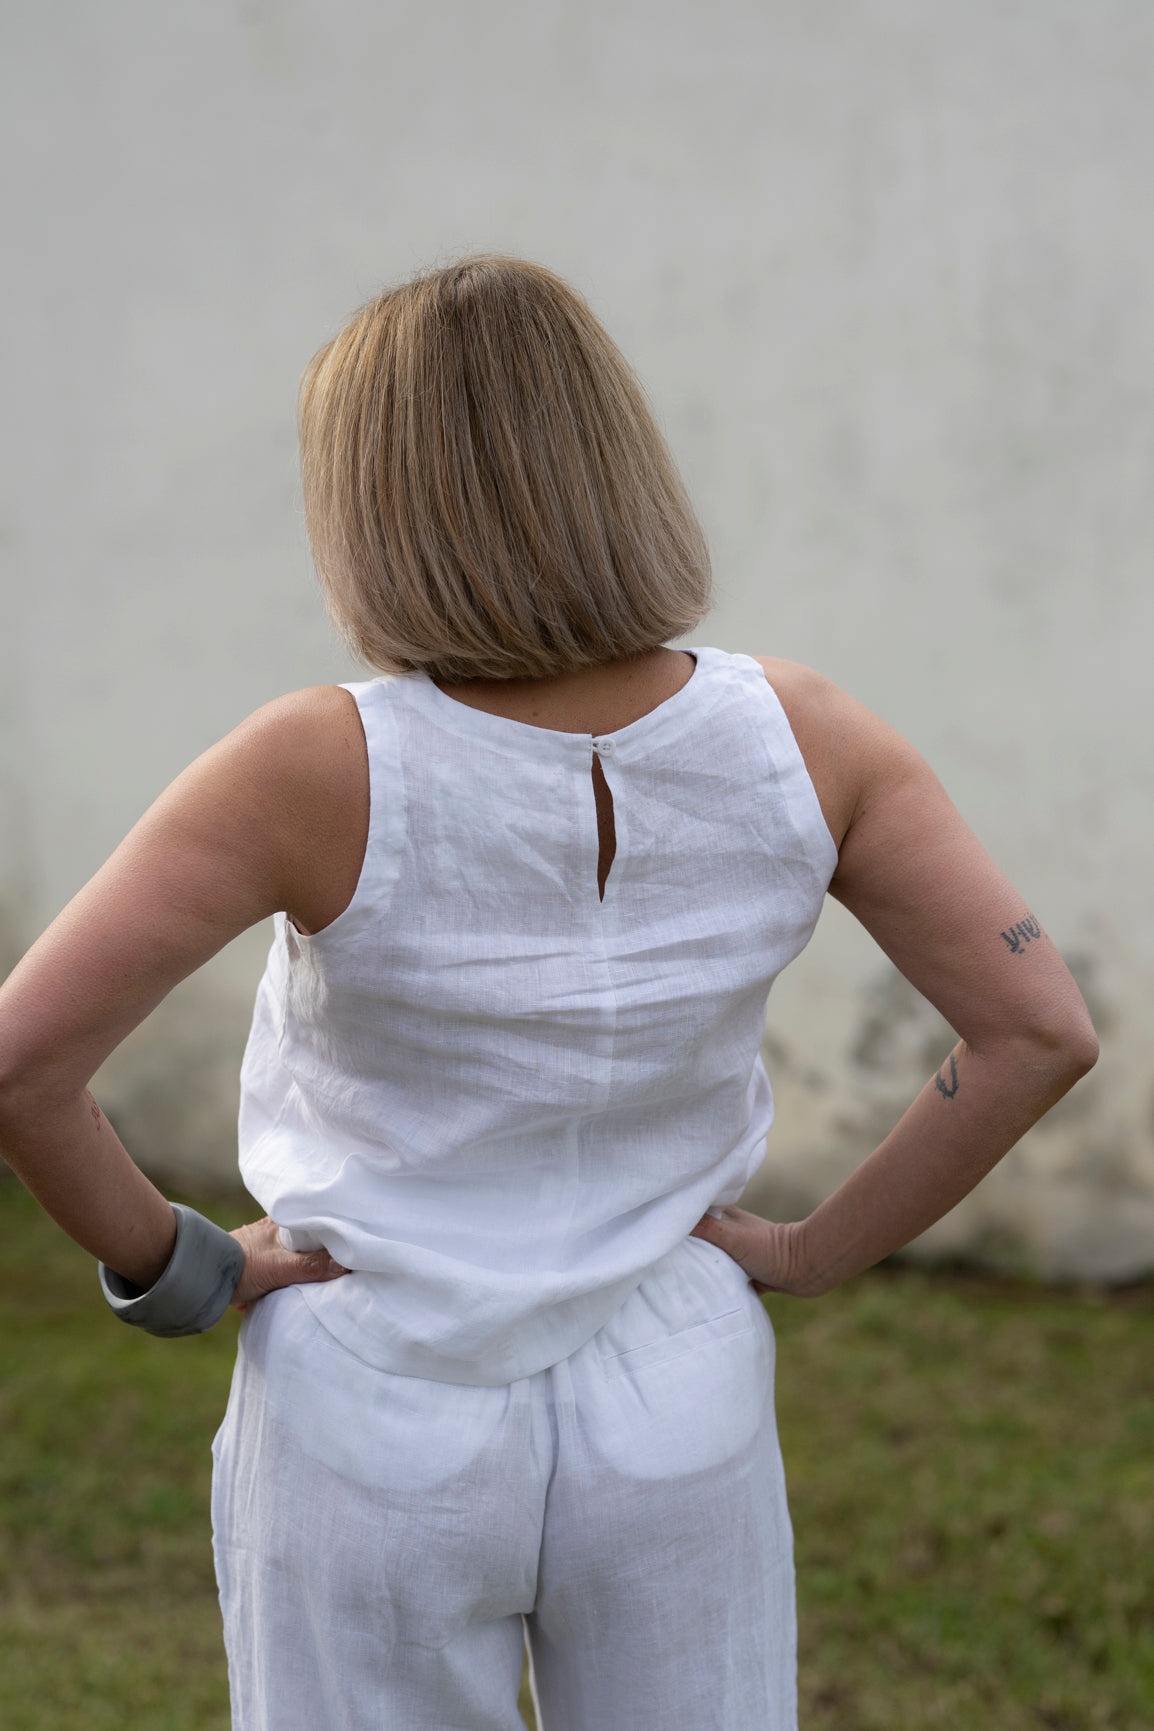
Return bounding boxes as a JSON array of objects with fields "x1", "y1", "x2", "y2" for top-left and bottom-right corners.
[
  {"x1": 86, "y1": 1093, "x2": 103, "y2": 1131},
  {"x1": 934, "y1": 1051, "x2": 960, "y2": 1100},
  {"x1": 1000, "y1": 912, "x2": 1043, "y2": 957}
]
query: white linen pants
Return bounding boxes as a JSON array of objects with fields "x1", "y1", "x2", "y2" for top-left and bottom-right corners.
[{"x1": 211, "y1": 1236, "x2": 797, "y2": 1730}]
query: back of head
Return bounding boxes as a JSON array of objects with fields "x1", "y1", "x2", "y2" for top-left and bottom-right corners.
[{"x1": 298, "y1": 254, "x2": 712, "y2": 681}]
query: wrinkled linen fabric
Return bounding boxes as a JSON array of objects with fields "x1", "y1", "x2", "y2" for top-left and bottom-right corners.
[
  {"x1": 213, "y1": 1237, "x2": 797, "y2": 1731},
  {"x1": 237, "y1": 646, "x2": 838, "y2": 1384},
  {"x1": 218, "y1": 644, "x2": 838, "y2": 1726}
]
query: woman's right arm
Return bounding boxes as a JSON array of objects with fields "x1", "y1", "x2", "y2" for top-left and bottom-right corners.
[
  {"x1": 691, "y1": 663, "x2": 1099, "y2": 1296},
  {"x1": 0, "y1": 685, "x2": 367, "y2": 1304}
]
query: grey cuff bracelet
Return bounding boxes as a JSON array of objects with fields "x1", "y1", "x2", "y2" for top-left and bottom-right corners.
[{"x1": 98, "y1": 1203, "x2": 246, "y2": 1338}]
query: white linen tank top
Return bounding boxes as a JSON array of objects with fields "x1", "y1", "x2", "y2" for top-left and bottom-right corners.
[{"x1": 238, "y1": 646, "x2": 838, "y2": 1384}]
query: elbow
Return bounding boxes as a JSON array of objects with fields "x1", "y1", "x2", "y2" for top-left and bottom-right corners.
[
  {"x1": 1064, "y1": 1024, "x2": 1099, "y2": 1082},
  {"x1": 0, "y1": 1056, "x2": 25, "y2": 1124},
  {"x1": 0, "y1": 1068, "x2": 35, "y2": 1139},
  {"x1": 1024, "y1": 1010, "x2": 1099, "y2": 1089},
  {"x1": 1049, "y1": 997, "x2": 1100, "y2": 1081},
  {"x1": 971, "y1": 1008, "x2": 1099, "y2": 1093},
  {"x1": 1065, "y1": 1024, "x2": 1100, "y2": 1080},
  {"x1": 0, "y1": 1052, "x2": 71, "y2": 1133}
]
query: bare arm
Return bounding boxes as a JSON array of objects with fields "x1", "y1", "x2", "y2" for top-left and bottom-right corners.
[
  {"x1": 692, "y1": 665, "x2": 1099, "y2": 1296},
  {"x1": 0, "y1": 686, "x2": 368, "y2": 1300}
]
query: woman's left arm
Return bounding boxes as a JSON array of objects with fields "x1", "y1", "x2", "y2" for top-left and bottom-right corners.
[
  {"x1": 0, "y1": 685, "x2": 366, "y2": 1301},
  {"x1": 692, "y1": 663, "x2": 1099, "y2": 1297}
]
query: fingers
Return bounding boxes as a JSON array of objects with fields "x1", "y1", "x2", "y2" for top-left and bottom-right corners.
[
  {"x1": 259, "y1": 1245, "x2": 348, "y2": 1291},
  {"x1": 690, "y1": 1208, "x2": 757, "y2": 1278},
  {"x1": 691, "y1": 1205, "x2": 754, "y2": 1252},
  {"x1": 228, "y1": 1219, "x2": 350, "y2": 1309},
  {"x1": 690, "y1": 1207, "x2": 797, "y2": 1293},
  {"x1": 295, "y1": 1247, "x2": 349, "y2": 1282}
]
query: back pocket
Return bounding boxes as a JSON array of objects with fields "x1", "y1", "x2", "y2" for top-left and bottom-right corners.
[{"x1": 602, "y1": 1304, "x2": 751, "y2": 1380}]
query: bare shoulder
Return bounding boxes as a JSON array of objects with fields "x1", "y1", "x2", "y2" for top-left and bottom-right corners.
[
  {"x1": 122, "y1": 684, "x2": 369, "y2": 938},
  {"x1": 750, "y1": 657, "x2": 918, "y2": 851},
  {"x1": 749, "y1": 658, "x2": 1096, "y2": 1055},
  {"x1": 0, "y1": 687, "x2": 371, "y2": 1086},
  {"x1": 211, "y1": 685, "x2": 369, "y2": 933},
  {"x1": 224, "y1": 684, "x2": 366, "y2": 792}
]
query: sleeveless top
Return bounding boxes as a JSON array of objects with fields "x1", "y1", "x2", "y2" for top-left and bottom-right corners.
[{"x1": 237, "y1": 646, "x2": 838, "y2": 1384}]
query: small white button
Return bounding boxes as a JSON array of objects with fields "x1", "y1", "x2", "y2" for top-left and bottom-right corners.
[{"x1": 594, "y1": 737, "x2": 616, "y2": 756}]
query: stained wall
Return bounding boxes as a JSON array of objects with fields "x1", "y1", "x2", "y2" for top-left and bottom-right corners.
[{"x1": 3, "y1": 2, "x2": 1151, "y2": 1273}]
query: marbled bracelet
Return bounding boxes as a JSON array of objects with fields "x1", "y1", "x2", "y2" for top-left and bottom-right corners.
[{"x1": 98, "y1": 1203, "x2": 246, "y2": 1337}]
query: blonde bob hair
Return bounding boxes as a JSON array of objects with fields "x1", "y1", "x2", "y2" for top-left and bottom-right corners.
[{"x1": 298, "y1": 254, "x2": 712, "y2": 682}]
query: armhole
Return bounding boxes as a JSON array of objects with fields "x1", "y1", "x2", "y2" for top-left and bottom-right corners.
[
  {"x1": 290, "y1": 679, "x2": 407, "y2": 944},
  {"x1": 736, "y1": 654, "x2": 840, "y2": 879}
]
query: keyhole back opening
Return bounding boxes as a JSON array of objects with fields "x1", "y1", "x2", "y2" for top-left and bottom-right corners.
[{"x1": 591, "y1": 752, "x2": 617, "y2": 902}]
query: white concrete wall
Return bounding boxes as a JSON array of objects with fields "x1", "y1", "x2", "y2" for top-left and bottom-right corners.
[{"x1": 3, "y1": 2, "x2": 1152, "y2": 1274}]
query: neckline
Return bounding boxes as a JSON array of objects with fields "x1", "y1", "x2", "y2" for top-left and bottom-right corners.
[{"x1": 408, "y1": 649, "x2": 711, "y2": 761}]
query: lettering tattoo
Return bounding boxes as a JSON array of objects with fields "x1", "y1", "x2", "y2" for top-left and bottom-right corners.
[
  {"x1": 86, "y1": 1093, "x2": 103, "y2": 1130},
  {"x1": 934, "y1": 1052, "x2": 960, "y2": 1100},
  {"x1": 1000, "y1": 913, "x2": 1043, "y2": 957}
]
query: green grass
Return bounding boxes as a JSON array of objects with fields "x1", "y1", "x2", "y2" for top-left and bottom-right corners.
[
  {"x1": 767, "y1": 1273, "x2": 1154, "y2": 1729},
  {"x1": 1, "y1": 1178, "x2": 1151, "y2": 1729}
]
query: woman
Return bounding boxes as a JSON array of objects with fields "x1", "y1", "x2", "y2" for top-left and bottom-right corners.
[{"x1": 0, "y1": 255, "x2": 1096, "y2": 1730}]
